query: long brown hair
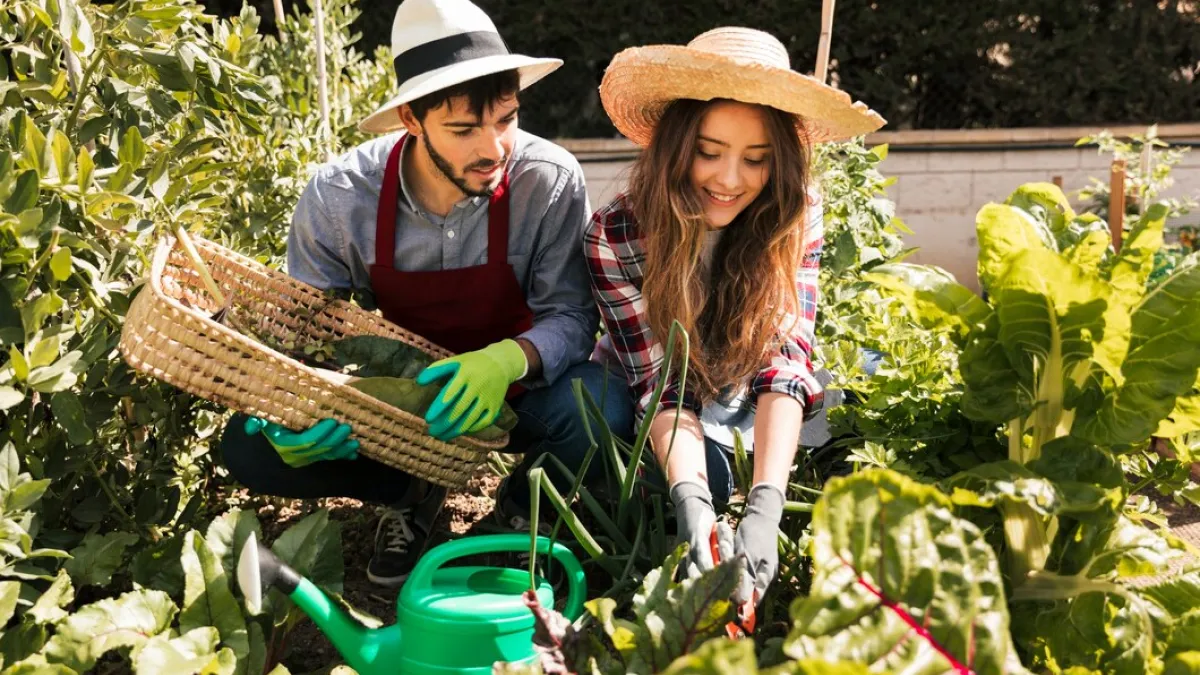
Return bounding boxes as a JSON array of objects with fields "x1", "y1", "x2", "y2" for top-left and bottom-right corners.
[{"x1": 630, "y1": 98, "x2": 812, "y2": 403}]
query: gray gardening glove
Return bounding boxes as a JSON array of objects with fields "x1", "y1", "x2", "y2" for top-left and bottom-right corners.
[
  {"x1": 733, "y1": 483, "x2": 785, "y2": 606},
  {"x1": 670, "y1": 481, "x2": 733, "y2": 579}
]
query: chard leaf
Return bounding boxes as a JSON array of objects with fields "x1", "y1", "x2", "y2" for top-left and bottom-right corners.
[
  {"x1": 992, "y1": 247, "x2": 1108, "y2": 384},
  {"x1": 1155, "y1": 382, "x2": 1200, "y2": 438},
  {"x1": 1063, "y1": 230, "x2": 1111, "y2": 269},
  {"x1": 204, "y1": 508, "x2": 261, "y2": 581},
  {"x1": 976, "y1": 203, "x2": 1054, "y2": 293},
  {"x1": 43, "y1": 589, "x2": 177, "y2": 672},
  {"x1": 1005, "y1": 183, "x2": 1076, "y2": 235},
  {"x1": 1011, "y1": 575, "x2": 1170, "y2": 675},
  {"x1": 864, "y1": 263, "x2": 991, "y2": 345},
  {"x1": 944, "y1": 458, "x2": 1118, "y2": 518},
  {"x1": 784, "y1": 469, "x2": 1030, "y2": 675},
  {"x1": 1091, "y1": 204, "x2": 1168, "y2": 381},
  {"x1": 63, "y1": 531, "x2": 138, "y2": 587},
  {"x1": 132, "y1": 627, "x2": 230, "y2": 675},
  {"x1": 180, "y1": 530, "x2": 249, "y2": 671},
  {"x1": 584, "y1": 544, "x2": 738, "y2": 673},
  {"x1": 270, "y1": 510, "x2": 343, "y2": 594},
  {"x1": 1073, "y1": 264, "x2": 1200, "y2": 445},
  {"x1": 1165, "y1": 652, "x2": 1200, "y2": 675},
  {"x1": 960, "y1": 314, "x2": 1033, "y2": 423},
  {"x1": 28, "y1": 570, "x2": 73, "y2": 625}
]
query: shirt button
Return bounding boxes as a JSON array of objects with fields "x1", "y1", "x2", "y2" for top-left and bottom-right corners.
[{"x1": 446, "y1": 230, "x2": 455, "y2": 239}]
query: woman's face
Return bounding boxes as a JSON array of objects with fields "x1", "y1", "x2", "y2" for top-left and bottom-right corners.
[{"x1": 688, "y1": 101, "x2": 772, "y2": 229}]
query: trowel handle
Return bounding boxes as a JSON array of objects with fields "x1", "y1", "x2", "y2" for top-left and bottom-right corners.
[{"x1": 402, "y1": 533, "x2": 587, "y2": 621}]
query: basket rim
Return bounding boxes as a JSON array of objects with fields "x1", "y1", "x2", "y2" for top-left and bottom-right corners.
[{"x1": 146, "y1": 235, "x2": 508, "y2": 451}]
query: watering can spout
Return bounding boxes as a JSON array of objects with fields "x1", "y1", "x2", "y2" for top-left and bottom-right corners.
[{"x1": 237, "y1": 532, "x2": 397, "y2": 674}]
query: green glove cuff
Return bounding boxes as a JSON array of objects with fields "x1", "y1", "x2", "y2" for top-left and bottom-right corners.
[{"x1": 485, "y1": 339, "x2": 528, "y2": 383}]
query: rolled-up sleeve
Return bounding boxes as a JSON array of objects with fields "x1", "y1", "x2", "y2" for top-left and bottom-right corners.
[
  {"x1": 749, "y1": 196, "x2": 825, "y2": 419},
  {"x1": 286, "y1": 172, "x2": 353, "y2": 292},
  {"x1": 517, "y1": 163, "x2": 600, "y2": 387}
]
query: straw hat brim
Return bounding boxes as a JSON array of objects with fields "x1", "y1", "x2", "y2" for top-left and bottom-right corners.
[
  {"x1": 600, "y1": 45, "x2": 885, "y2": 145},
  {"x1": 359, "y1": 55, "x2": 563, "y2": 134}
]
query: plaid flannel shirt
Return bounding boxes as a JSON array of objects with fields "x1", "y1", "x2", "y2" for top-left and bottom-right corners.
[{"x1": 584, "y1": 193, "x2": 825, "y2": 422}]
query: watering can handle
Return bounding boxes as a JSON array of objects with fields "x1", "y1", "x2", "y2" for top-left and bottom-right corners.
[{"x1": 402, "y1": 533, "x2": 587, "y2": 621}]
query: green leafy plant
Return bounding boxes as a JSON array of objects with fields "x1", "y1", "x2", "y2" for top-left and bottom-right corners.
[{"x1": 869, "y1": 183, "x2": 1200, "y2": 673}]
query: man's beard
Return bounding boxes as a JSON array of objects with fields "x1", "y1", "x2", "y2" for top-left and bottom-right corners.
[{"x1": 423, "y1": 134, "x2": 506, "y2": 198}]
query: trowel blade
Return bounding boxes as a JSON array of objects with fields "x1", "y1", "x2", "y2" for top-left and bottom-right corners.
[{"x1": 237, "y1": 530, "x2": 264, "y2": 615}]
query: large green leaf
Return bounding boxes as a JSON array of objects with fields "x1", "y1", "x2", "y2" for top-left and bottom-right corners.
[
  {"x1": 28, "y1": 570, "x2": 74, "y2": 626},
  {"x1": 63, "y1": 531, "x2": 138, "y2": 587},
  {"x1": 1090, "y1": 204, "x2": 1169, "y2": 381},
  {"x1": 587, "y1": 544, "x2": 739, "y2": 674},
  {"x1": 992, "y1": 247, "x2": 1108, "y2": 383},
  {"x1": 180, "y1": 531, "x2": 249, "y2": 672},
  {"x1": 959, "y1": 314, "x2": 1033, "y2": 423},
  {"x1": 1073, "y1": 264, "x2": 1200, "y2": 445},
  {"x1": 784, "y1": 469, "x2": 1030, "y2": 674},
  {"x1": 270, "y1": 510, "x2": 343, "y2": 594},
  {"x1": 132, "y1": 627, "x2": 234, "y2": 675},
  {"x1": 204, "y1": 509, "x2": 262, "y2": 580},
  {"x1": 976, "y1": 203, "x2": 1054, "y2": 293},
  {"x1": 864, "y1": 263, "x2": 991, "y2": 345},
  {"x1": 1010, "y1": 587, "x2": 1161, "y2": 675},
  {"x1": 943, "y1": 458, "x2": 1118, "y2": 518},
  {"x1": 43, "y1": 589, "x2": 177, "y2": 672},
  {"x1": 1005, "y1": 182, "x2": 1076, "y2": 235}
]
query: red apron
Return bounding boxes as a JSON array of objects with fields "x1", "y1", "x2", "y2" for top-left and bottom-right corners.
[{"x1": 368, "y1": 136, "x2": 534, "y2": 395}]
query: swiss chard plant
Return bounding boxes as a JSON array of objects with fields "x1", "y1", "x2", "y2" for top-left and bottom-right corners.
[{"x1": 869, "y1": 183, "x2": 1200, "y2": 673}]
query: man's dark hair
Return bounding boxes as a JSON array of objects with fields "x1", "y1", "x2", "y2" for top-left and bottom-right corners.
[{"x1": 408, "y1": 69, "x2": 520, "y2": 121}]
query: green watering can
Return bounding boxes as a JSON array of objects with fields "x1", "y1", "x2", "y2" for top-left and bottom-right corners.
[{"x1": 236, "y1": 532, "x2": 586, "y2": 674}]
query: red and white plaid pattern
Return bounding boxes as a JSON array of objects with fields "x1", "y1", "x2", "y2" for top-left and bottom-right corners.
[{"x1": 584, "y1": 193, "x2": 825, "y2": 421}]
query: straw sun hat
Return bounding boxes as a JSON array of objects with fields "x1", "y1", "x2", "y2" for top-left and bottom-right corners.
[{"x1": 599, "y1": 27, "x2": 886, "y2": 145}]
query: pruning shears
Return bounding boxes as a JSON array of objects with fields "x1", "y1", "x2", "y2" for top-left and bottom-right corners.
[{"x1": 710, "y1": 524, "x2": 757, "y2": 639}]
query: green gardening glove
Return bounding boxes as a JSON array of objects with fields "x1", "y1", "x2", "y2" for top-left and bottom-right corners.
[
  {"x1": 243, "y1": 417, "x2": 360, "y2": 468},
  {"x1": 415, "y1": 339, "x2": 527, "y2": 441}
]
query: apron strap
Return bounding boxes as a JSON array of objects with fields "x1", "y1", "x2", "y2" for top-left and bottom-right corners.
[
  {"x1": 375, "y1": 135, "x2": 408, "y2": 269},
  {"x1": 487, "y1": 173, "x2": 510, "y2": 264}
]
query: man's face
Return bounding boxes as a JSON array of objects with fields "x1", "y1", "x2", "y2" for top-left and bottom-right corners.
[{"x1": 416, "y1": 94, "x2": 519, "y2": 197}]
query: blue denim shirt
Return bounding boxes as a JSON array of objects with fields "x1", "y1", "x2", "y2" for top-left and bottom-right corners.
[{"x1": 286, "y1": 130, "x2": 598, "y2": 387}]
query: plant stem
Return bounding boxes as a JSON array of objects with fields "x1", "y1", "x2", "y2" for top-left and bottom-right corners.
[
  {"x1": 64, "y1": 35, "x2": 108, "y2": 138},
  {"x1": 86, "y1": 456, "x2": 139, "y2": 530}
]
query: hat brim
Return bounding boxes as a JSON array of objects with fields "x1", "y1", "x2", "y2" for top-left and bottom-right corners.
[
  {"x1": 359, "y1": 55, "x2": 563, "y2": 134},
  {"x1": 599, "y1": 45, "x2": 886, "y2": 145}
]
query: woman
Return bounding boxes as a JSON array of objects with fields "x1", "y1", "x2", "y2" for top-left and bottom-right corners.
[{"x1": 585, "y1": 27, "x2": 884, "y2": 607}]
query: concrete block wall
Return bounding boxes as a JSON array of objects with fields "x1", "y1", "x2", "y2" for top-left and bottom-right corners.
[{"x1": 566, "y1": 124, "x2": 1200, "y2": 293}]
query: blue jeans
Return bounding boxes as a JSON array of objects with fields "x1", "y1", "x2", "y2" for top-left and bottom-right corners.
[{"x1": 218, "y1": 361, "x2": 634, "y2": 506}]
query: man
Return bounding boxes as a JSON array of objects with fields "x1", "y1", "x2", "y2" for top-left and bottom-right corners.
[{"x1": 218, "y1": 0, "x2": 632, "y2": 586}]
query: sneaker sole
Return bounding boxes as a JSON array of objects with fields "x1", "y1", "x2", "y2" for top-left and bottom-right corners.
[{"x1": 366, "y1": 569, "x2": 410, "y2": 587}]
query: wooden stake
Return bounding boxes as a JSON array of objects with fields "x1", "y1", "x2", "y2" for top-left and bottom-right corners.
[
  {"x1": 272, "y1": 0, "x2": 286, "y2": 37},
  {"x1": 313, "y1": 0, "x2": 332, "y2": 160},
  {"x1": 1110, "y1": 159, "x2": 1126, "y2": 253},
  {"x1": 1052, "y1": 175, "x2": 1063, "y2": 188},
  {"x1": 815, "y1": 0, "x2": 836, "y2": 83}
]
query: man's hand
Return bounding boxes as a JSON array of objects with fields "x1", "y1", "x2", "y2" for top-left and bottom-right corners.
[
  {"x1": 670, "y1": 481, "x2": 733, "y2": 579},
  {"x1": 244, "y1": 417, "x2": 359, "y2": 468},
  {"x1": 415, "y1": 339, "x2": 527, "y2": 441},
  {"x1": 733, "y1": 483, "x2": 785, "y2": 606}
]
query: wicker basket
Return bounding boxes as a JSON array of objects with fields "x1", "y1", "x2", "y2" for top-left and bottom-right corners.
[{"x1": 118, "y1": 235, "x2": 506, "y2": 488}]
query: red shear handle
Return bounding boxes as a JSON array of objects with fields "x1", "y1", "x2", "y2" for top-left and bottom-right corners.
[{"x1": 709, "y1": 525, "x2": 757, "y2": 638}]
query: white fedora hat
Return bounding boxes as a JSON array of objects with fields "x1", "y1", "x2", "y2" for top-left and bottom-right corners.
[{"x1": 358, "y1": 0, "x2": 563, "y2": 134}]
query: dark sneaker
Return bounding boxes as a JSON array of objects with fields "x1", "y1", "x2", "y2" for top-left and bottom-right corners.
[{"x1": 367, "y1": 480, "x2": 446, "y2": 587}]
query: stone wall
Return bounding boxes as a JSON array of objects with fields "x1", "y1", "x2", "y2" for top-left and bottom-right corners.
[{"x1": 564, "y1": 124, "x2": 1200, "y2": 292}]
